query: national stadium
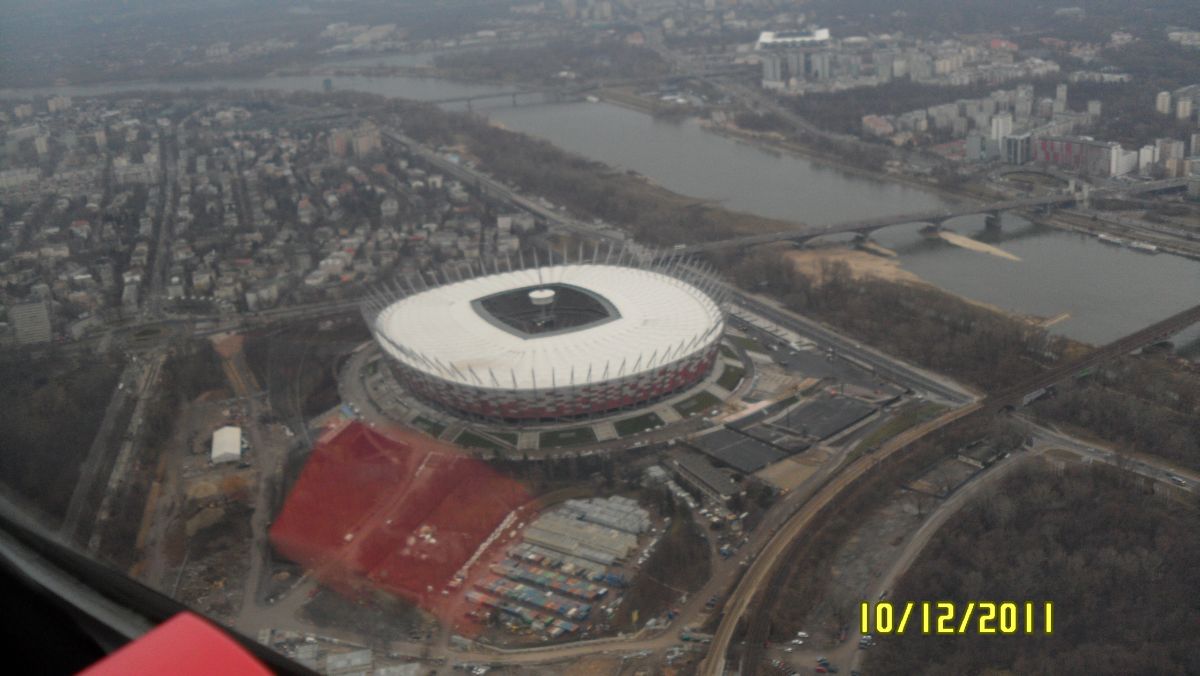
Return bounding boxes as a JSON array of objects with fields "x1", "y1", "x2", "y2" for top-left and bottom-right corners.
[{"x1": 362, "y1": 251, "x2": 728, "y2": 423}]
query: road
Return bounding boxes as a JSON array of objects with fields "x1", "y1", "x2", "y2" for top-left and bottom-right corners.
[
  {"x1": 216, "y1": 339, "x2": 281, "y2": 635},
  {"x1": 87, "y1": 349, "x2": 168, "y2": 555},
  {"x1": 381, "y1": 129, "x2": 627, "y2": 245}
]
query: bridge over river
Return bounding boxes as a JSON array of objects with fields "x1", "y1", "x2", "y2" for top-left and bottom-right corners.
[{"x1": 676, "y1": 177, "x2": 1188, "y2": 255}]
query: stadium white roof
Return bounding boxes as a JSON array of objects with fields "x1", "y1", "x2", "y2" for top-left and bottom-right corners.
[
  {"x1": 211, "y1": 426, "x2": 242, "y2": 464},
  {"x1": 374, "y1": 264, "x2": 723, "y2": 390}
]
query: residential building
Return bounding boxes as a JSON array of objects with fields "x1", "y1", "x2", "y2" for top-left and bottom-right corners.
[
  {"x1": 989, "y1": 113, "x2": 1013, "y2": 141},
  {"x1": 1178, "y1": 98, "x2": 1194, "y2": 122},
  {"x1": 1156, "y1": 91, "x2": 1173, "y2": 115},
  {"x1": 9, "y1": 300, "x2": 52, "y2": 345}
]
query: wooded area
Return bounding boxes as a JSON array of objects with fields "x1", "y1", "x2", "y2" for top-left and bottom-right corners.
[
  {"x1": 866, "y1": 465, "x2": 1200, "y2": 675},
  {"x1": 725, "y1": 249, "x2": 1070, "y2": 389},
  {"x1": 0, "y1": 352, "x2": 123, "y2": 525}
]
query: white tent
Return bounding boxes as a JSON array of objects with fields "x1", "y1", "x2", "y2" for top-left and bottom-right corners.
[{"x1": 211, "y1": 426, "x2": 242, "y2": 464}]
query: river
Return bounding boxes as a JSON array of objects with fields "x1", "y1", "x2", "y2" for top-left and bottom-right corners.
[{"x1": 4, "y1": 68, "x2": 1199, "y2": 345}]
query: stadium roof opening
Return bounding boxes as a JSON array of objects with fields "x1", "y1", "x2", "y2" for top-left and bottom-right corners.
[{"x1": 472, "y1": 282, "x2": 619, "y2": 338}]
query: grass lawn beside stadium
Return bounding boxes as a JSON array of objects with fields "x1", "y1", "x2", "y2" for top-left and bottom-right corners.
[
  {"x1": 540, "y1": 426, "x2": 599, "y2": 449},
  {"x1": 454, "y1": 429, "x2": 510, "y2": 451},
  {"x1": 614, "y1": 412, "x2": 665, "y2": 437},
  {"x1": 673, "y1": 390, "x2": 722, "y2": 417},
  {"x1": 412, "y1": 416, "x2": 446, "y2": 437},
  {"x1": 717, "y1": 365, "x2": 745, "y2": 391}
]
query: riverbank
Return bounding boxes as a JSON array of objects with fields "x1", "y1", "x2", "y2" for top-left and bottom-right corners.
[
  {"x1": 785, "y1": 245, "x2": 1061, "y2": 331},
  {"x1": 705, "y1": 122, "x2": 998, "y2": 206},
  {"x1": 1035, "y1": 211, "x2": 1200, "y2": 263}
]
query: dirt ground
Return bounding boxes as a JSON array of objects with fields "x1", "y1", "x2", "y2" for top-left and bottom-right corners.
[
  {"x1": 937, "y1": 231, "x2": 1021, "y2": 261},
  {"x1": 756, "y1": 456, "x2": 820, "y2": 493},
  {"x1": 787, "y1": 248, "x2": 922, "y2": 284}
]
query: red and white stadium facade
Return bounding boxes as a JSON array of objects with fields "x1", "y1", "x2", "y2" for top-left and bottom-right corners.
[{"x1": 363, "y1": 249, "x2": 728, "y2": 423}]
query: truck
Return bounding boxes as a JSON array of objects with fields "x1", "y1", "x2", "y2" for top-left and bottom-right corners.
[{"x1": 1020, "y1": 387, "x2": 1047, "y2": 407}]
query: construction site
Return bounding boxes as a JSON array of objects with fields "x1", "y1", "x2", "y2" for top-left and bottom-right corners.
[{"x1": 268, "y1": 421, "x2": 530, "y2": 614}]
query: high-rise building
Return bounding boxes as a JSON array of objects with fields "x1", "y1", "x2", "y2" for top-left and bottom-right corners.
[
  {"x1": 1190, "y1": 132, "x2": 1200, "y2": 156},
  {"x1": 1087, "y1": 100, "x2": 1102, "y2": 117},
  {"x1": 785, "y1": 52, "x2": 804, "y2": 80},
  {"x1": 1177, "y1": 98, "x2": 1194, "y2": 121},
  {"x1": 989, "y1": 113, "x2": 1013, "y2": 141},
  {"x1": 9, "y1": 301, "x2": 52, "y2": 345},
  {"x1": 352, "y1": 124, "x2": 381, "y2": 157},
  {"x1": 1138, "y1": 145, "x2": 1158, "y2": 174},
  {"x1": 1156, "y1": 91, "x2": 1173, "y2": 115},
  {"x1": 1033, "y1": 136, "x2": 1121, "y2": 176},
  {"x1": 1157, "y1": 137, "x2": 1186, "y2": 161},
  {"x1": 809, "y1": 52, "x2": 833, "y2": 80},
  {"x1": 1005, "y1": 134, "x2": 1031, "y2": 165},
  {"x1": 761, "y1": 53, "x2": 783, "y2": 87},
  {"x1": 327, "y1": 130, "x2": 350, "y2": 157},
  {"x1": 1056, "y1": 83, "x2": 1068, "y2": 104}
]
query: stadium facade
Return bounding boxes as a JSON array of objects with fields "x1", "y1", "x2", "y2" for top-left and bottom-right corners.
[{"x1": 363, "y1": 247, "x2": 728, "y2": 423}]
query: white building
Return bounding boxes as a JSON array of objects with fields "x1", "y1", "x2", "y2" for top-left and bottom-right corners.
[
  {"x1": 211, "y1": 426, "x2": 242, "y2": 464},
  {"x1": 1156, "y1": 91, "x2": 1172, "y2": 115}
]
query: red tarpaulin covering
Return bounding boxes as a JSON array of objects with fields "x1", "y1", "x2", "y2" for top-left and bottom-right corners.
[{"x1": 270, "y1": 422, "x2": 528, "y2": 612}]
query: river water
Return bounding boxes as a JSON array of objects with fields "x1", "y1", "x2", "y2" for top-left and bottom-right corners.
[{"x1": 4, "y1": 69, "x2": 1199, "y2": 345}]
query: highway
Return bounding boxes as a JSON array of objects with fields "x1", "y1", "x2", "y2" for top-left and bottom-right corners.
[{"x1": 729, "y1": 290, "x2": 977, "y2": 406}]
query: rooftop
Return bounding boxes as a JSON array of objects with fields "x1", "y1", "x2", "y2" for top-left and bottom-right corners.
[{"x1": 372, "y1": 264, "x2": 723, "y2": 390}]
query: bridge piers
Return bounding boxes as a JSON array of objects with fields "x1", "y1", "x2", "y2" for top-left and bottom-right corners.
[{"x1": 919, "y1": 218, "x2": 948, "y2": 237}]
